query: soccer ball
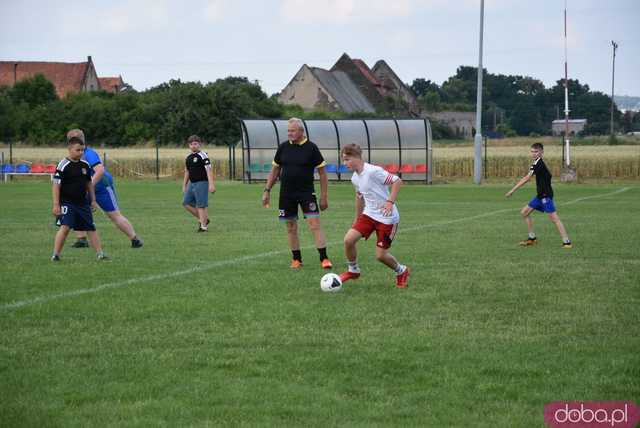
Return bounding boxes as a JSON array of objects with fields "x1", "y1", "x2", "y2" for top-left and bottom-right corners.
[{"x1": 320, "y1": 273, "x2": 342, "y2": 293}]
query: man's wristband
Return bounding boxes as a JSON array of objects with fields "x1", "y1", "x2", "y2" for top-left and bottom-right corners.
[{"x1": 264, "y1": 188, "x2": 271, "y2": 193}]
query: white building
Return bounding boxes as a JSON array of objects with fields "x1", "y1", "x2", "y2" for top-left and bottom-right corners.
[{"x1": 551, "y1": 119, "x2": 587, "y2": 136}]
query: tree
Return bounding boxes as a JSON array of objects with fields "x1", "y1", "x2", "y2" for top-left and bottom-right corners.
[
  {"x1": 10, "y1": 74, "x2": 58, "y2": 107},
  {"x1": 418, "y1": 91, "x2": 441, "y2": 112},
  {"x1": 410, "y1": 78, "x2": 439, "y2": 98}
]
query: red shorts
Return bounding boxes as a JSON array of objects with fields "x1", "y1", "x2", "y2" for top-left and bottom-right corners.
[{"x1": 351, "y1": 214, "x2": 398, "y2": 249}]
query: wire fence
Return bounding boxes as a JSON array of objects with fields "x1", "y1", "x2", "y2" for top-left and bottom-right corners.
[{"x1": 2, "y1": 134, "x2": 639, "y2": 182}]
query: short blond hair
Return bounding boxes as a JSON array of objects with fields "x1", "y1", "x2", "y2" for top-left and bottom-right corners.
[
  {"x1": 341, "y1": 143, "x2": 362, "y2": 158},
  {"x1": 66, "y1": 128, "x2": 85, "y2": 145}
]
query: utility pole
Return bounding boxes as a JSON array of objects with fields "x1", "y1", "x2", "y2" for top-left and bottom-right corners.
[
  {"x1": 610, "y1": 40, "x2": 618, "y2": 138},
  {"x1": 563, "y1": 0, "x2": 570, "y2": 167},
  {"x1": 560, "y1": 0, "x2": 577, "y2": 181},
  {"x1": 473, "y1": 0, "x2": 484, "y2": 184}
]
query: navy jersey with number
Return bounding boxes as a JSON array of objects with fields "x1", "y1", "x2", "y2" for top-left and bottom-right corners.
[{"x1": 54, "y1": 158, "x2": 92, "y2": 205}]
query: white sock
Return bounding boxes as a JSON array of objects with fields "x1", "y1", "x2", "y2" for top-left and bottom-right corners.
[
  {"x1": 395, "y1": 264, "x2": 406, "y2": 275},
  {"x1": 528, "y1": 232, "x2": 536, "y2": 239},
  {"x1": 347, "y1": 261, "x2": 360, "y2": 273},
  {"x1": 200, "y1": 224, "x2": 208, "y2": 230},
  {"x1": 563, "y1": 237, "x2": 571, "y2": 244}
]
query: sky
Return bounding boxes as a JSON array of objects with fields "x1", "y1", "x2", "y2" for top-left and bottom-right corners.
[{"x1": 1, "y1": 0, "x2": 638, "y2": 97}]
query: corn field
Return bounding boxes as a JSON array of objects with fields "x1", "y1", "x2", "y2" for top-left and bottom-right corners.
[{"x1": 1, "y1": 144, "x2": 639, "y2": 180}]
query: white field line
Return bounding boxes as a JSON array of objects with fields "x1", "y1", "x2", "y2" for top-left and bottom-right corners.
[
  {"x1": 1, "y1": 187, "x2": 631, "y2": 312},
  {"x1": 400, "y1": 186, "x2": 631, "y2": 233}
]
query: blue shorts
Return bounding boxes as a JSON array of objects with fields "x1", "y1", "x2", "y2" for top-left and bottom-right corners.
[
  {"x1": 528, "y1": 196, "x2": 556, "y2": 213},
  {"x1": 95, "y1": 185, "x2": 119, "y2": 212},
  {"x1": 56, "y1": 202, "x2": 96, "y2": 231},
  {"x1": 183, "y1": 181, "x2": 209, "y2": 208}
]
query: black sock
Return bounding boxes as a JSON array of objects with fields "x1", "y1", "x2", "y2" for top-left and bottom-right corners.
[
  {"x1": 317, "y1": 247, "x2": 328, "y2": 261},
  {"x1": 292, "y1": 250, "x2": 302, "y2": 261}
]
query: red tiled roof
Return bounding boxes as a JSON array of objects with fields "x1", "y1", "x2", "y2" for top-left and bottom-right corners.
[
  {"x1": 98, "y1": 76, "x2": 124, "y2": 93},
  {"x1": 0, "y1": 61, "x2": 90, "y2": 98},
  {"x1": 352, "y1": 59, "x2": 381, "y2": 86}
]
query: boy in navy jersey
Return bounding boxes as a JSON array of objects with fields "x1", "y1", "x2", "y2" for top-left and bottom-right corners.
[
  {"x1": 506, "y1": 143, "x2": 572, "y2": 248},
  {"x1": 51, "y1": 134, "x2": 107, "y2": 261}
]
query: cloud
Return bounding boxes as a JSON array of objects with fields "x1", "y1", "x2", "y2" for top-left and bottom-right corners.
[
  {"x1": 62, "y1": 0, "x2": 170, "y2": 35},
  {"x1": 280, "y1": 0, "x2": 412, "y2": 24},
  {"x1": 204, "y1": 0, "x2": 232, "y2": 22}
]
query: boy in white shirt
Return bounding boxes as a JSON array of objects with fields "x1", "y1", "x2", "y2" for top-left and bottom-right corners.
[{"x1": 339, "y1": 144, "x2": 410, "y2": 288}]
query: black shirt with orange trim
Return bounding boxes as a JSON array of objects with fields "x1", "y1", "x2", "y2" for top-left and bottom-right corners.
[{"x1": 273, "y1": 138, "x2": 325, "y2": 195}]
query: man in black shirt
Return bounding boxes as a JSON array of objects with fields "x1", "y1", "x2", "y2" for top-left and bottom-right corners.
[
  {"x1": 182, "y1": 135, "x2": 216, "y2": 232},
  {"x1": 51, "y1": 134, "x2": 107, "y2": 261},
  {"x1": 262, "y1": 118, "x2": 333, "y2": 269},
  {"x1": 506, "y1": 143, "x2": 572, "y2": 248}
]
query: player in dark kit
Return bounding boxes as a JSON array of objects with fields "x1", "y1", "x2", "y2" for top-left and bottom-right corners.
[
  {"x1": 262, "y1": 118, "x2": 333, "y2": 269},
  {"x1": 51, "y1": 133, "x2": 107, "y2": 261},
  {"x1": 506, "y1": 143, "x2": 572, "y2": 248},
  {"x1": 182, "y1": 135, "x2": 216, "y2": 232}
]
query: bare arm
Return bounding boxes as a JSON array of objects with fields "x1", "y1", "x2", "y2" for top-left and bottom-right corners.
[
  {"x1": 206, "y1": 166, "x2": 216, "y2": 193},
  {"x1": 262, "y1": 165, "x2": 280, "y2": 208},
  {"x1": 52, "y1": 182, "x2": 61, "y2": 216},
  {"x1": 382, "y1": 178, "x2": 402, "y2": 216},
  {"x1": 506, "y1": 174, "x2": 531, "y2": 197},
  {"x1": 354, "y1": 192, "x2": 364, "y2": 222},
  {"x1": 92, "y1": 164, "x2": 105, "y2": 186},
  {"x1": 318, "y1": 166, "x2": 328, "y2": 210},
  {"x1": 87, "y1": 180, "x2": 97, "y2": 210},
  {"x1": 183, "y1": 169, "x2": 190, "y2": 192}
]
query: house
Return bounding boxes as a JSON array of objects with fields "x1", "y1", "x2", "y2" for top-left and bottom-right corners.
[
  {"x1": 98, "y1": 75, "x2": 125, "y2": 93},
  {"x1": 552, "y1": 119, "x2": 587, "y2": 136},
  {"x1": 279, "y1": 53, "x2": 417, "y2": 115},
  {"x1": 279, "y1": 64, "x2": 376, "y2": 113},
  {"x1": 0, "y1": 56, "x2": 126, "y2": 98},
  {"x1": 371, "y1": 60, "x2": 418, "y2": 111},
  {"x1": 329, "y1": 53, "x2": 388, "y2": 111}
]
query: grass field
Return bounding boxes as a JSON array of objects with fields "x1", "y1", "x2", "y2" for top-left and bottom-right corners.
[{"x1": 1, "y1": 180, "x2": 639, "y2": 427}]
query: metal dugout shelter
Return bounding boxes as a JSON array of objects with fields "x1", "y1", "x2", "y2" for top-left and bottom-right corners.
[{"x1": 240, "y1": 118, "x2": 432, "y2": 184}]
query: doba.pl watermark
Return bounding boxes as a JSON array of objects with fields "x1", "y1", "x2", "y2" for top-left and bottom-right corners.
[{"x1": 545, "y1": 401, "x2": 640, "y2": 428}]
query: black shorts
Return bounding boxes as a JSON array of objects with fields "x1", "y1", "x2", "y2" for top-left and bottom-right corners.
[
  {"x1": 279, "y1": 193, "x2": 320, "y2": 221},
  {"x1": 56, "y1": 202, "x2": 96, "y2": 231}
]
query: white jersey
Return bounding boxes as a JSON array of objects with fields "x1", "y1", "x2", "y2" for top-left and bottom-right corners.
[{"x1": 351, "y1": 163, "x2": 400, "y2": 224}]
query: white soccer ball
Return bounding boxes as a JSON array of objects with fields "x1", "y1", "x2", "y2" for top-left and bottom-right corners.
[{"x1": 320, "y1": 273, "x2": 343, "y2": 293}]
